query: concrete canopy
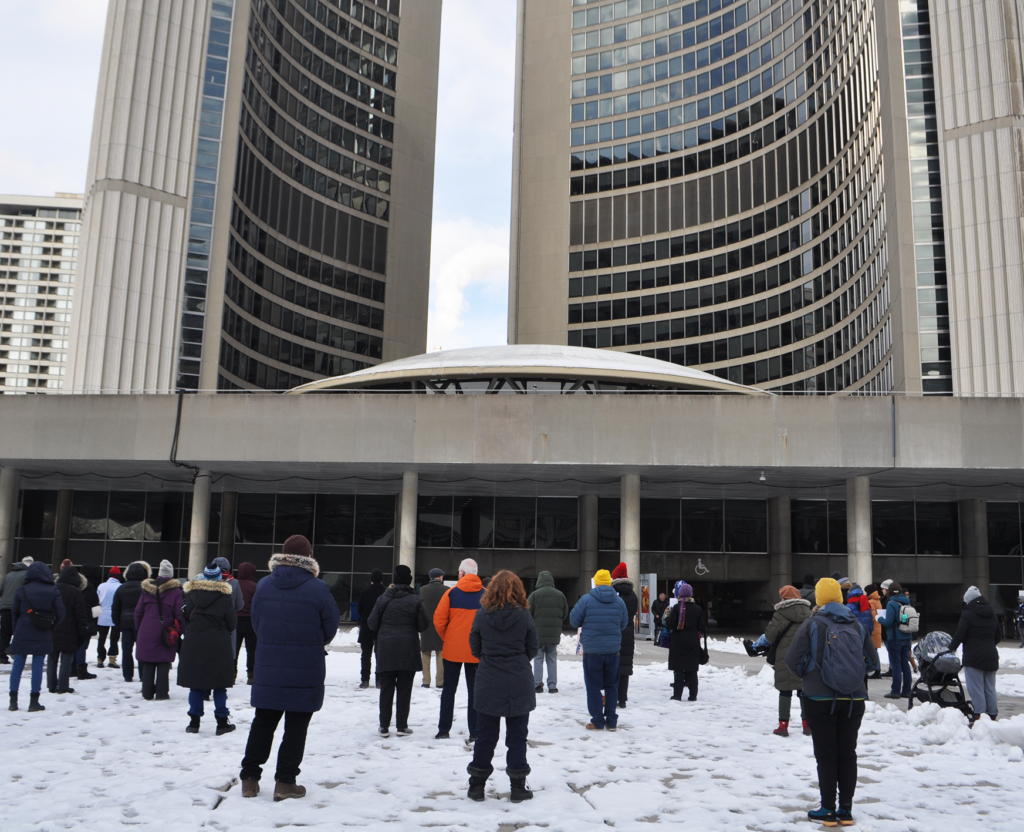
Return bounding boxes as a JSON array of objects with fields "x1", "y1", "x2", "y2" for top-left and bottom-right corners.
[{"x1": 289, "y1": 344, "x2": 769, "y2": 395}]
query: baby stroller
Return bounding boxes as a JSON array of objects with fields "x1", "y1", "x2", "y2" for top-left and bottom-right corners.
[{"x1": 908, "y1": 631, "x2": 972, "y2": 716}]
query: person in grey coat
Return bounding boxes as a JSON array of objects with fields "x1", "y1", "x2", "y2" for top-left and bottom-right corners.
[
  {"x1": 0, "y1": 557, "x2": 33, "y2": 664},
  {"x1": 466, "y1": 570, "x2": 539, "y2": 804},
  {"x1": 526, "y1": 570, "x2": 568, "y2": 694},
  {"x1": 764, "y1": 585, "x2": 812, "y2": 737},
  {"x1": 368, "y1": 565, "x2": 429, "y2": 737},
  {"x1": 419, "y1": 568, "x2": 447, "y2": 688}
]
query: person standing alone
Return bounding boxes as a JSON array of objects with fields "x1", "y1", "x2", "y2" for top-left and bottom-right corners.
[
  {"x1": 949, "y1": 586, "x2": 1001, "y2": 724},
  {"x1": 527, "y1": 570, "x2": 568, "y2": 694},
  {"x1": 240, "y1": 535, "x2": 340, "y2": 801},
  {"x1": 665, "y1": 581, "x2": 705, "y2": 702},
  {"x1": 570, "y1": 569, "x2": 628, "y2": 731},
  {"x1": 434, "y1": 558, "x2": 485, "y2": 741},
  {"x1": 418, "y1": 568, "x2": 447, "y2": 689},
  {"x1": 357, "y1": 570, "x2": 385, "y2": 689}
]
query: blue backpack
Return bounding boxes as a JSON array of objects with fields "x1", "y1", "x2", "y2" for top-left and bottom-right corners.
[{"x1": 805, "y1": 614, "x2": 866, "y2": 697}]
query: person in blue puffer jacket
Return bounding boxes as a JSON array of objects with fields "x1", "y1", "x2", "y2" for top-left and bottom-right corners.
[
  {"x1": 239, "y1": 535, "x2": 340, "y2": 803},
  {"x1": 846, "y1": 586, "x2": 880, "y2": 679},
  {"x1": 569, "y1": 569, "x2": 628, "y2": 731},
  {"x1": 875, "y1": 581, "x2": 913, "y2": 699}
]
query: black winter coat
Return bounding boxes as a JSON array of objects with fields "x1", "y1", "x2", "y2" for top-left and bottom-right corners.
[
  {"x1": 357, "y1": 582, "x2": 385, "y2": 645},
  {"x1": 52, "y1": 569, "x2": 91, "y2": 655},
  {"x1": 651, "y1": 597, "x2": 667, "y2": 628},
  {"x1": 368, "y1": 584, "x2": 429, "y2": 672},
  {"x1": 665, "y1": 601, "x2": 705, "y2": 673},
  {"x1": 950, "y1": 597, "x2": 1001, "y2": 672},
  {"x1": 469, "y1": 604, "x2": 539, "y2": 717},
  {"x1": 177, "y1": 580, "x2": 238, "y2": 690},
  {"x1": 111, "y1": 561, "x2": 151, "y2": 631},
  {"x1": 81, "y1": 579, "x2": 100, "y2": 636},
  {"x1": 612, "y1": 578, "x2": 638, "y2": 676},
  {"x1": 418, "y1": 579, "x2": 448, "y2": 653}
]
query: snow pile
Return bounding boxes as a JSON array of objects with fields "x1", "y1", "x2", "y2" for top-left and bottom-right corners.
[{"x1": 997, "y1": 645, "x2": 1024, "y2": 669}]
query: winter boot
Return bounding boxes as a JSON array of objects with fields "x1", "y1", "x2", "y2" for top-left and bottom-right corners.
[
  {"x1": 241, "y1": 779, "x2": 260, "y2": 798},
  {"x1": 273, "y1": 781, "x2": 306, "y2": 802},
  {"x1": 802, "y1": 720, "x2": 812, "y2": 736},
  {"x1": 8, "y1": 692, "x2": 17, "y2": 711},
  {"x1": 28, "y1": 693, "x2": 44, "y2": 712},
  {"x1": 773, "y1": 720, "x2": 790, "y2": 737},
  {"x1": 466, "y1": 765, "x2": 492, "y2": 802},
  {"x1": 535, "y1": 683, "x2": 544, "y2": 693},
  {"x1": 77, "y1": 664, "x2": 97, "y2": 680},
  {"x1": 96, "y1": 659, "x2": 105, "y2": 668},
  {"x1": 807, "y1": 806, "x2": 837, "y2": 827},
  {"x1": 186, "y1": 714, "x2": 201, "y2": 734},
  {"x1": 508, "y1": 767, "x2": 533, "y2": 803},
  {"x1": 835, "y1": 807, "x2": 854, "y2": 827},
  {"x1": 247, "y1": 673, "x2": 254, "y2": 686},
  {"x1": 107, "y1": 658, "x2": 119, "y2": 669},
  {"x1": 215, "y1": 716, "x2": 236, "y2": 736}
]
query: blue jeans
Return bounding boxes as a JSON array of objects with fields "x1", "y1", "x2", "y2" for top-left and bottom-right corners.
[
  {"x1": 75, "y1": 640, "x2": 89, "y2": 667},
  {"x1": 582, "y1": 653, "x2": 620, "y2": 728},
  {"x1": 438, "y1": 659, "x2": 477, "y2": 736},
  {"x1": 887, "y1": 641, "x2": 912, "y2": 695},
  {"x1": 471, "y1": 712, "x2": 529, "y2": 772},
  {"x1": 188, "y1": 688, "x2": 229, "y2": 718},
  {"x1": 10, "y1": 654, "x2": 45, "y2": 694}
]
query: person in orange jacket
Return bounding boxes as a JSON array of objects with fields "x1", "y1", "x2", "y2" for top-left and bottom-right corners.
[
  {"x1": 866, "y1": 584, "x2": 883, "y2": 680},
  {"x1": 433, "y1": 559, "x2": 485, "y2": 741}
]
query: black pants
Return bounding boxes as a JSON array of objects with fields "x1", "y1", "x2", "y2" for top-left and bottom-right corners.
[
  {"x1": 235, "y1": 617, "x2": 257, "y2": 676},
  {"x1": 47, "y1": 651, "x2": 76, "y2": 691},
  {"x1": 618, "y1": 674, "x2": 630, "y2": 704},
  {"x1": 360, "y1": 634, "x2": 377, "y2": 684},
  {"x1": 673, "y1": 670, "x2": 698, "y2": 700},
  {"x1": 0, "y1": 608, "x2": 13, "y2": 659},
  {"x1": 438, "y1": 659, "x2": 478, "y2": 736},
  {"x1": 240, "y1": 709, "x2": 314, "y2": 785},
  {"x1": 379, "y1": 670, "x2": 415, "y2": 731},
  {"x1": 120, "y1": 628, "x2": 136, "y2": 681},
  {"x1": 471, "y1": 712, "x2": 529, "y2": 772},
  {"x1": 141, "y1": 662, "x2": 171, "y2": 699},
  {"x1": 804, "y1": 698, "x2": 866, "y2": 811},
  {"x1": 97, "y1": 625, "x2": 120, "y2": 660}
]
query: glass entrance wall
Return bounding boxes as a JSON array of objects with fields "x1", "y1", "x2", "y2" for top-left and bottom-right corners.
[{"x1": 415, "y1": 496, "x2": 579, "y2": 551}]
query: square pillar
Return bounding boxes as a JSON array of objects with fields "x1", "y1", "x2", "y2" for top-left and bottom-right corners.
[
  {"x1": 398, "y1": 471, "x2": 418, "y2": 574},
  {"x1": 620, "y1": 474, "x2": 640, "y2": 585},
  {"x1": 578, "y1": 493, "x2": 599, "y2": 602},
  {"x1": 187, "y1": 470, "x2": 213, "y2": 580},
  {"x1": 846, "y1": 476, "x2": 872, "y2": 588},
  {"x1": 769, "y1": 495, "x2": 793, "y2": 590}
]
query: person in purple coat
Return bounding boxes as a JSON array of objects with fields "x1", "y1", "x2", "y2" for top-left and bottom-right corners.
[{"x1": 134, "y1": 560, "x2": 185, "y2": 701}]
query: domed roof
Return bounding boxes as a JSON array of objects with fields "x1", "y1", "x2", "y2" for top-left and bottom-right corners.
[{"x1": 291, "y1": 344, "x2": 767, "y2": 395}]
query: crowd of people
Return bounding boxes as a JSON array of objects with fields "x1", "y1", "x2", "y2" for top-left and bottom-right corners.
[{"x1": 0, "y1": 549, "x2": 1012, "y2": 824}]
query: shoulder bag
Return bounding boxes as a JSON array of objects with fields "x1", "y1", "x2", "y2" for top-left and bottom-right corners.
[{"x1": 157, "y1": 589, "x2": 182, "y2": 651}]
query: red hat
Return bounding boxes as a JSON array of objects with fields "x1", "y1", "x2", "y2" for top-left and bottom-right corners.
[
  {"x1": 611, "y1": 562, "x2": 629, "y2": 580},
  {"x1": 109, "y1": 566, "x2": 121, "y2": 576}
]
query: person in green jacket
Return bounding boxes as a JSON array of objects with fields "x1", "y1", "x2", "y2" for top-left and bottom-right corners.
[{"x1": 526, "y1": 572, "x2": 568, "y2": 694}]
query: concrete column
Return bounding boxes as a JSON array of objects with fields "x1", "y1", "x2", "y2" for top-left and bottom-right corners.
[
  {"x1": 0, "y1": 467, "x2": 20, "y2": 582},
  {"x1": 768, "y1": 495, "x2": 793, "y2": 591},
  {"x1": 846, "y1": 476, "x2": 872, "y2": 588},
  {"x1": 959, "y1": 498, "x2": 990, "y2": 600},
  {"x1": 621, "y1": 473, "x2": 641, "y2": 584},
  {"x1": 218, "y1": 491, "x2": 237, "y2": 566},
  {"x1": 578, "y1": 493, "x2": 599, "y2": 602},
  {"x1": 51, "y1": 489, "x2": 74, "y2": 572},
  {"x1": 187, "y1": 470, "x2": 212, "y2": 580},
  {"x1": 398, "y1": 471, "x2": 418, "y2": 574}
]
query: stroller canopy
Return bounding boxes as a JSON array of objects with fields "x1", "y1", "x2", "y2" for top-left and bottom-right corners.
[{"x1": 913, "y1": 631, "x2": 962, "y2": 675}]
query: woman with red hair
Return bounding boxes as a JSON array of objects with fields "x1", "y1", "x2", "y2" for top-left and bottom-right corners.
[{"x1": 466, "y1": 571, "x2": 539, "y2": 804}]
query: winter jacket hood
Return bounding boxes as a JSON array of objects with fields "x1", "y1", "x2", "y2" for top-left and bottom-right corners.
[
  {"x1": 237, "y1": 562, "x2": 257, "y2": 580},
  {"x1": 569, "y1": 584, "x2": 629, "y2": 655},
  {"x1": 269, "y1": 552, "x2": 319, "y2": 577},
  {"x1": 774, "y1": 597, "x2": 811, "y2": 612},
  {"x1": 434, "y1": 573, "x2": 485, "y2": 663},
  {"x1": 183, "y1": 578, "x2": 233, "y2": 604},
  {"x1": 124, "y1": 561, "x2": 151, "y2": 582},
  {"x1": 470, "y1": 604, "x2": 539, "y2": 717},
  {"x1": 949, "y1": 596, "x2": 1001, "y2": 672},
  {"x1": 142, "y1": 578, "x2": 182, "y2": 596},
  {"x1": 24, "y1": 560, "x2": 55, "y2": 586},
  {"x1": 527, "y1": 571, "x2": 570, "y2": 647}
]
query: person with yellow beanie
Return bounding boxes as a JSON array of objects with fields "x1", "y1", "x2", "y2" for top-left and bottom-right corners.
[
  {"x1": 785, "y1": 577, "x2": 874, "y2": 827},
  {"x1": 569, "y1": 570, "x2": 629, "y2": 731}
]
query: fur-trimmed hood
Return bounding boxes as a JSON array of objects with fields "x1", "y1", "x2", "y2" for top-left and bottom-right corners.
[
  {"x1": 269, "y1": 552, "x2": 319, "y2": 577},
  {"x1": 183, "y1": 579, "x2": 233, "y2": 595},
  {"x1": 142, "y1": 578, "x2": 182, "y2": 596},
  {"x1": 611, "y1": 577, "x2": 634, "y2": 589},
  {"x1": 774, "y1": 597, "x2": 812, "y2": 612},
  {"x1": 124, "y1": 560, "x2": 152, "y2": 582}
]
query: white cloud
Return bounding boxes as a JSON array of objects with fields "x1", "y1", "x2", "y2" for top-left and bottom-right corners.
[{"x1": 427, "y1": 218, "x2": 509, "y2": 350}]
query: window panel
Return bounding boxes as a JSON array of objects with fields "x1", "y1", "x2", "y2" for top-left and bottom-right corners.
[
  {"x1": 417, "y1": 495, "x2": 454, "y2": 548},
  {"x1": 681, "y1": 499, "x2": 723, "y2": 552},
  {"x1": 494, "y1": 497, "x2": 536, "y2": 549},
  {"x1": 641, "y1": 498, "x2": 680, "y2": 551},
  {"x1": 536, "y1": 497, "x2": 578, "y2": 550},
  {"x1": 453, "y1": 497, "x2": 494, "y2": 548},
  {"x1": 354, "y1": 495, "x2": 396, "y2": 546}
]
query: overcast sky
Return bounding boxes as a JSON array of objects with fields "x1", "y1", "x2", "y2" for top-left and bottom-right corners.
[{"x1": 0, "y1": 0, "x2": 516, "y2": 351}]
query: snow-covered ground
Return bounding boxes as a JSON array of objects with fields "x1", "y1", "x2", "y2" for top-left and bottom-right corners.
[{"x1": 3, "y1": 647, "x2": 1024, "y2": 831}]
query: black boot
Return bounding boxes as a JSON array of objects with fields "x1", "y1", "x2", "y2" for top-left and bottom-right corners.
[
  {"x1": 77, "y1": 664, "x2": 97, "y2": 680},
  {"x1": 186, "y1": 714, "x2": 201, "y2": 734},
  {"x1": 8, "y1": 692, "x2": 17, "y2": 711},
  {"x1": 216, "y1": 716, "x2": 236, "y2": 736},
  {"x1": 28, "y1": 693, "x2": 44, "y2": 712},
  {"x1": 466, "y1": 765, "x2": 491, "y2": 802},
  {"x1": 508, "y1": 767, "x2": 533, "y2": 803}
]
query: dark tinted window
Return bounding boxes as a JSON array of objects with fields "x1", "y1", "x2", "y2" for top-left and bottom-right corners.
[
  {"x1": 641, "y1": 499, "x2": 680, "y2": 551},
  {"x1": 354, "y1": 495, "x2": 395, "y2": 546},
  {"x1": 494, "y1": 497, "x2": 536, "y2": 549},
  {"x1": 236, "y1": 493, "x2": 276, "y2": 543},
  {"x1": 417, "y1": 496, "x2": 453, "y2": 548},
  {"x1": 828, "y1": 501, "x2": 847, "y2": 554},
  {"x1": 314, "y1": 494, "x2": 355, "y2": 545},
  {"x1": 71, "y1": 492, "x2": 108, "y2": 540},
  {"x1": 19, "y1": 491, "x2": 57, "y2": 539},
  {"x1": 145, "y1": 493, "x2": 184, "y2": 542},
  {"x1": 791, "y1": 500, "x2": 827, "y2": 553},
  {"x1": 915, "y1": 502, "x2": 958, "y2": 555},
  {"x1": 598, "y1": 497, "x2": 620, "y2": 550},
  {"x1": 108, "y1": 492, "x2": 146, "y2": 541},
  {"x1": 990, "y1": 556, "x2": 1023, "y2": 585},
  {"x1": 275, "y1": 494, "x2": 315, "y2": 543},
  {"x1": 724, "y1": 500, "x2": 767, "y2": 552},
  {"x1": 987, "y1": 503, "x2": 1020, "y2": 557},
  {"x1": 454, "y1": 497, "x2": 493, "y2": 548},
  {"x1": 681, "y1": 499, "x2": 723, "y2": 552},
  {"x1": 872, "y1": 502, "x2": 915, "y2": 554},
  {"x1": 536, "y1": 497, "x2": 578, "y2": 550}
]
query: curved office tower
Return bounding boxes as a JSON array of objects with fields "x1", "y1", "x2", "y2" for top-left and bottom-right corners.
[
  {"x1": 511, "y1": 0, "x2": 896, "y2": 393},
  {"x1": 69, "y1": 0, "x2": 440, "y2": 392}
]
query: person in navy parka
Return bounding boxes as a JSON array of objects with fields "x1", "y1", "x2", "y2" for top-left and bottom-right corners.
[
  {"x1": 8, "y1": 561, "x2": 66, "y2": 712},
  {"x1": 239, "y1": 535, "x2": 341, "y2": 802}
]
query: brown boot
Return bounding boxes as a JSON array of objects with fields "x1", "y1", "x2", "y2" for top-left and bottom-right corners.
[
  {"x1": 273, "y1": 781, "x2": 306, "y2": 802},
  {"x1": 107, "y1": 659, "x2": 119, "y2": 669},
  {"x1": 241, "y1": 779, "x2": 260, "y2": 798}
]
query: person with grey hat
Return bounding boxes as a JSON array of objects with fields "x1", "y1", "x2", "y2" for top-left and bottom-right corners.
[
  {"x1": 368, "y1": 564, "x2": 429, "y2": 737},
  {"x1": 950, "y1": 586, "x2": 1001, "y2": 723},
  {"x1": 419, "y1": 568, "x2": 447, "y2": 688},
  {"x1": 135, "y1": 560, "x2": 185, "y2": 701}
]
